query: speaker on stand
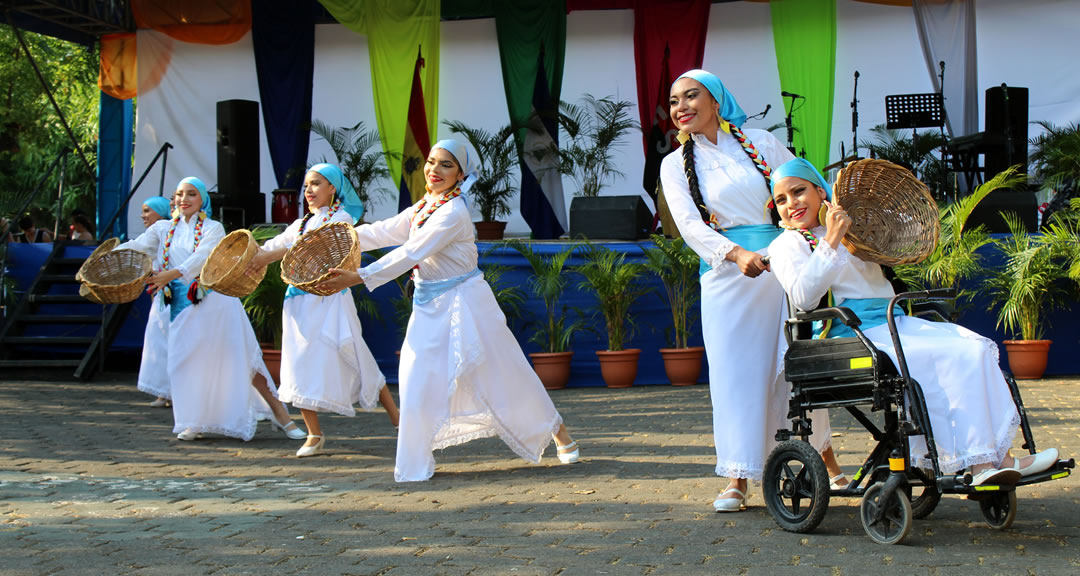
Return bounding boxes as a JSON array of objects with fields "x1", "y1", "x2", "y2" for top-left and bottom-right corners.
[
  {"x1": 968, "y1": 85, "x2": 1036, "y2": 233},
  {"x1": 216, "y1": 99, "x2": 265, "y2": 231}
]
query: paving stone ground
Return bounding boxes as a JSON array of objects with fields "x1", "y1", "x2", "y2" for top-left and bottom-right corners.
[{"x1": 0, "y1": 374, "x2": 1077, "y2": 575}]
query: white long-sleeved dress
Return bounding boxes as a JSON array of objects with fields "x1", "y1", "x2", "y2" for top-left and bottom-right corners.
[
  {"x1": 768, "y1": 227, "x2": 1020, "y2": 472},
  {"x1": 120, "y1": 215, "x2": 276, "y2": 440},
  {"x1": 354, "y1": 195, "x2": 563, "y2": 482},
  {"x1": 660, "y1": 129, "x2": 828, "y2": 481},
  {"x1": 261, "y1": 207, "x2": 385, "y2": 415},
  {"x1": 125, "y1": 221, "x2": 171, "y2": 399}
]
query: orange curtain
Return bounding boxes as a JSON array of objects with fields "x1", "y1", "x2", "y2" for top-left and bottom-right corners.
[
  {"x1": 99, "y1": 33, "x2": 137, "y2": 100},
  {"x1": 132, "y1": 0, "x2": 252, "y2": 45}
]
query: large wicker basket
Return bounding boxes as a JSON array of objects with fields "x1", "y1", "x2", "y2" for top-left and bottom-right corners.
[
  {"x1": 834, "y1": 158, "x2": 940, "y2": 266},
  {"x1": 280, "y1": 221, "x2": 362, "y2": 297},
  {"x1": 201, "y1": 229, "x2": 266, "y2": 297},
  {"x1": 80, "y1": 249, "x2": 153, "y2": 304},
  {"x1": 77, "y1": 238, "x2": 120, "y2": 303}
]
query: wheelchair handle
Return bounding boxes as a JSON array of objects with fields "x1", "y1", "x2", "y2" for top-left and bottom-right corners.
[
  {"x1": 792, "y1": 306, "x2": 862, "y2": 327},
  {"x1": 889, "y1": 288, "x2": 957, "y2": 308}
]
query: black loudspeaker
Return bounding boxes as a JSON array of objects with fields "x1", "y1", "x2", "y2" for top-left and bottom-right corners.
[
  {"x1": 209, "y1": 192, "x2": 265, "y2": 233},
  {"x1": 216, "y1": 99, "x2": 260, "y2": 199},
  {"x1": 967, "y1": 188, "x2": 1038, "y2": 233},
  {"x1": 568, "y1": 196, "x2": 653, "y2": 240},
  {"x1": 984, "y1": 85, "x2": 1028, "y2": 178}
]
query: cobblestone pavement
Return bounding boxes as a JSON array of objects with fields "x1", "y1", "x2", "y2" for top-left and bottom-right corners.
[{"x1": 0, "y1": 374, "x2": 1077, "y2": 575}]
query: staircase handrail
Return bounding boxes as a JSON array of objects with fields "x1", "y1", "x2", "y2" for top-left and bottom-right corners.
[{"x1": 98, "y1": 142, "x2": 173, "y2": 241}]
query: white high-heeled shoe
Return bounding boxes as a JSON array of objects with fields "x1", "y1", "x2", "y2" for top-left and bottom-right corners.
[
  {"x1": 296, "y1": 435, "x2": 325, "y2": 458},
  {"x1": 556, "y1": 440, "x2": 580, "y2": 464},
  {"x1": 176, "y1": 428, "x2": 200, "y2": 441},
  {"x1": 271, "y1": 416, "x2": 307, "y2": 440}
]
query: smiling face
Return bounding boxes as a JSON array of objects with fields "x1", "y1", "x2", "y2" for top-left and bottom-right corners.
[
  {"x1": 423, "y1": 147, "x2": 463, "y2": 195},
  {"x1": 669, "y1": 77, "x2": 720, "y2": 137},
  {"x1": 773, "y1": 176, "x2": 828, "y2": 230},
  {"x1": 304, "y1": 170, "x2": 336, "y2": 212},
  {"x1": 141, "y1": 204, "x2": 164, "y2": 228},
  {"x1": 174, "y1": 183, "x2": 203, "y2": 220}
]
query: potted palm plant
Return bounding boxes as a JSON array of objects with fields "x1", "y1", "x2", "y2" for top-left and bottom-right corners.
[
  {"x1": 984, "y1": 212, "x2": 1072, "y2": 379},
  {"x1": 576, "y1": 244, "x2": 651, "y2": 388},
  {"x1": 643, "y1": 234, "x2": 703, "y2": 386},
  {"x1": 242, "y1": 225, "x2": 288, "y2": 384},
  {"x1": 510, "y1": 241, "x2": 583, "y2": 390},
  {"x1": 444, "y1": 120, "x2": 518, "y2": 240},
  {"x1": 1029, "y1": 121, "x2": 1080, "y2": 225},
  {"x1": 310, "y1": 119, "x2": 398, "y2": 215}
]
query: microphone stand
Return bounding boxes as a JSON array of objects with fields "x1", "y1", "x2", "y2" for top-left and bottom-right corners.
[
  {"x1": 851, "y1": 71, "x2": 860, "y2": 159},
  {"x1": 784, "y1": 95, "x2": 796, "y2": 156}
]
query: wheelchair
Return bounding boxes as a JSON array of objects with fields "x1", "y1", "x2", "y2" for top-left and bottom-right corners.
[{"x1": 762, "y1": 288, "x2": 1075, "y2": 545}]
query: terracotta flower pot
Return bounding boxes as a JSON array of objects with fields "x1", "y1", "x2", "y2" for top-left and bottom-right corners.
[
  {"x1": 596, "y1": 348, "x2": 641, "y2": 388},
  {"x1": 1003, "y1": 340, "x2": 1052, "y2": 380},
  {"x1": 659, "y1": 346, "x2": 705, "y2": 386},
  {"x1": 530, "y1": 351, "x2": 574, "y2": 390},
  {"x1": 261, "y1": 346, "x2": 282, "y2": 386},
  {"x1": 474, "y1": 221, "x2": 507, "y2": 241}
]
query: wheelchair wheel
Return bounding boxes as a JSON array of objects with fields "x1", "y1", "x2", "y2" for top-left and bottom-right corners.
[
  {"x1": 763, "y1": 440, "x2": 830, "y2": 533},
  {"x1": 909, "y1": 470, "x2": 942, "y2": 519},
  {"x1": 979, "y1": 491, "x2": 1017, "y2": 530},
  {"x1": 860, "y1": 482, "x2": 913, "y2": 545}
]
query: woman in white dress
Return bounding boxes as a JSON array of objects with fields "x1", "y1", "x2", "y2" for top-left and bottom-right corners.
[
  {"x1": 136, "y1": 196, "x2": 173, "y2": 408},
  {"x1": 317, "y1": 140, "x2": 580, "y2": 482},
  {"x1": 246, "y1": 163, "x2": 400, "y2": 457},
  {"x1": 660, "y1": 70, "x2": 837, "y2": 512},
  {"x1": 767, "y1": 158, "x2": 1059, "y2": 484},
  {"x1": 120, "y1": 177, "x2": 306, "y2": 443}
]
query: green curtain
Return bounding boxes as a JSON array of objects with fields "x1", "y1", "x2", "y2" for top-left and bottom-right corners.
[
  {"x1": 770, "y1": 0, "x2": 836, "y2": 170},
  {"x1": 318, "y1": 0, "x2": 440, "y2": 186},
  {"x1": 494, "y1": 0, "x2": 566, "y2": 150}
]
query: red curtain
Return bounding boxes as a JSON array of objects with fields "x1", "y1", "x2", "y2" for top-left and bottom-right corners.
[
  {"x1": 132, "y1": 0, "x2": 251, "y2": 45},
  {"x1": 634, "y1": 0, "x2": 710, "y2": 196}
]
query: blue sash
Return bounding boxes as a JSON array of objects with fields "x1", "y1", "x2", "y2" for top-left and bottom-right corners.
[
  {"x1": 284, "y1": 285, "x2": 347, "y2": 300},
  {"x1": 699, "y1": 224, "x2": 781, "y2": 275},
  {"x1": 165, "y1": 279, "x2": 192, "y2": 321},
  {"x1": 823, "y1": 297, "x2": 905, "y2": 338},
  {"x1": 413, "y1": 268, "x2": 482, "y2": 305}
]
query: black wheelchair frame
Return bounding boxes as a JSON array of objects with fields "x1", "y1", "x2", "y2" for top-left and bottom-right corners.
[{"x1": 762, "y1": 288, "x2": 1075, "y2": 545}]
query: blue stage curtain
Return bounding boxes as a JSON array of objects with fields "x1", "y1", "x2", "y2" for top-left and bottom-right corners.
[
  {"x1": 96, "y1": 91, "x2": 134, "y2": 240},
  {"x1": 252, "y1": 0, "x2": 316, "y2": 190}
]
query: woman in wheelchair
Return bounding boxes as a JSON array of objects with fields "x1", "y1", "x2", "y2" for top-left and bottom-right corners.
[{"x1": 765, "y1": 158, "x2": 1058, "y2": 486}]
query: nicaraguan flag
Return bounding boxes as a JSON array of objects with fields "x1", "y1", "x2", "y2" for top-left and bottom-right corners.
[
  {"x1": 400, "y1": 47, "x2": 431, "y2": 211},
  {"x1": 519, "y1": 51, "x2": 566, "y2": 239}
]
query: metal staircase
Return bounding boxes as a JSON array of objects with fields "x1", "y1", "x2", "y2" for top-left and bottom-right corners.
[{"x1": 0, "y1": 241, "x2": 133, "y2": 379}]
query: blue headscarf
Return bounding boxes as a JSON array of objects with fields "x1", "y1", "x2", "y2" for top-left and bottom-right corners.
[
  {"x1": 674, "y1": 69, "x2": 748, "y2": 129},
  {"x1": 143, "y1": 196, "x2": 171, "y2": 220},
  {"x1": 178, "y1": 176, "x2": 211, "y2": 214},
  {"x1": 431, "y1": 139, "x2": 480, "y2": 197},
  {"x1": 770, "y1": 158, "x2": 832, "y2": 201},
  {"x1": 308, "y1": 163, "x2": 364, "y2": 222}
]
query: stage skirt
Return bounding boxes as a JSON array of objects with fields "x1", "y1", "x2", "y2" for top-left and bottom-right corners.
[
  {"x1": 863, "y1": 316, "x2": 1020, "y2": 473},
  {"x1": 278, "y1": 290, "x2": 385, "y2": 416},
  {"x1": 136, "y1": 295, "x2": 171, "y2": 399},
  {"x1": 168, "y1": 291, "x2": 276, "y2": 441},
  {"x1": 394, "y1": 274, "x2": 563, "y2": 482}
]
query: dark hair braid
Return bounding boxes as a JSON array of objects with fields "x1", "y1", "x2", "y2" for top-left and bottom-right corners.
[
  {"x1": 680, "y1": 137, "x2": 712, "y2": 225},
  {"x1": 680, "y1": 125, "x2": 777, "y2": 227}
]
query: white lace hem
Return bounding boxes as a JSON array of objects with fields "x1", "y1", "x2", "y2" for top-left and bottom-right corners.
[
  {"x1": 910, "y1": 410, "x2": 1021, "y2": 473},
  {"x1": 715, "y1": 460, "x2": 764, "y2": 481},
  {"x1": 137, "y1": 380, "x2": 170, "y2": 400},
  {"x1": 279, "y1": 390, "x2": 358, "y2": 417}
]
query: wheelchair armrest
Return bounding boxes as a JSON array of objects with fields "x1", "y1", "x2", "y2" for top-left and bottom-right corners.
[
  {"x1": 907, "y1": 301, "x2": 955, "y2": 323},
  {"x1": 793, "y1": 306, "x2": 862, "y2": 328}
]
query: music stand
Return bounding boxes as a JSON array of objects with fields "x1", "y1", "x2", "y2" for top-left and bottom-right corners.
[{"x1": 885, "y1": 93, "x2": 945, "y2": 179}]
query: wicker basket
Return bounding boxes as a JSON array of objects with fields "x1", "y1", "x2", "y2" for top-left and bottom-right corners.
[
  {"x1": 201, "y1": 229, "x2": 267, "y2": 298},
  {"x1": 280, "y1": 221, "x2": 362, "y2": 297},
  {"x1": 77, "y1": 238, "x2": 121, "y2": 304},
  {"x1": 80, "y1": 249, "x2": 153, "y2": 304},
  {"x1": 834, "y1": 158, "x2": 940, "y2": 266}
]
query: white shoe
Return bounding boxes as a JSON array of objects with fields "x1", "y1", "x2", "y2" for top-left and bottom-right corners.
[
  {"x1": 556, "y1": 440, "x2": 580, "y2": 464},
  {"x1": 830, "y1": 474, "x2": 849, "y2": 490},
  {"x1": 296, "y1": 435, "x2": 325, "y2": 458},
  {"x1": 149, "y1": 398, "x2": 170, "y2": 408},
  {"x1": 971, "y1": 467, "x2": 1021, "y2": 486},
  {"x1": 176, "y1": 428, "x2": 199, "y2": 441},
  {"x1": 713, "y1": 488, "x2": 747, "y2": 512},
  {"x1": 1011, "y1": 448, "x2": 1059, "y2": 477},
  {"x1": 272, "y1": 416, "x2": 307, "y2": 440}
]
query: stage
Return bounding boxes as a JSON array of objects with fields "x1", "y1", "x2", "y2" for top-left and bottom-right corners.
[{"x1": 4, "y1": 238, "x2": 1078, "y2": 384}]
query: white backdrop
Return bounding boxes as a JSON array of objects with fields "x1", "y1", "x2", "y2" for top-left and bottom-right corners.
[{"x1": 131, "y1": 0, "x2": 1080, "y2": 235}]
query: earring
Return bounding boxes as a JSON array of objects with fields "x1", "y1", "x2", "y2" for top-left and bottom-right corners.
[{"x1": 817, "y1": 204, "x2": 829, "y2": 225}]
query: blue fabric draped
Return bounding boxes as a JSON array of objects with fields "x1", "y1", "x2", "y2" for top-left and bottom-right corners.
[
  {"x1": 252, "y1": 0, "x2": 316, "y2": 191},
  {"x1": 96, "y1": 91, "x2": 134, "y2": 240}
]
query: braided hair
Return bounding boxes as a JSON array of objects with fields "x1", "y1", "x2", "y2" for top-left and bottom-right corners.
[{"x1": 679, "y1": 123, "x2": 776, "y2": 228}]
